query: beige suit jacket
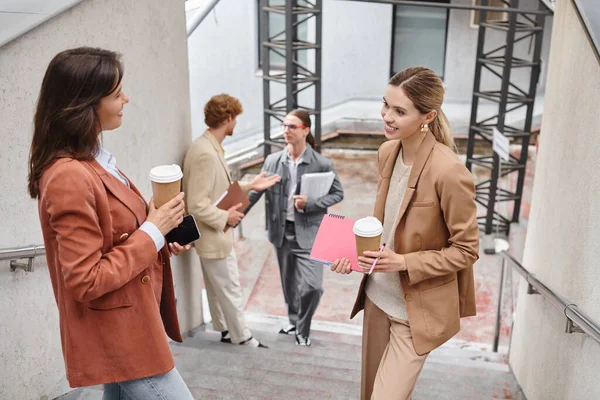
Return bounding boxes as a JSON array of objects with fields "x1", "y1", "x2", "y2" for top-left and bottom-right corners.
[
  {"x1": 351, "y1": 132, "x2": 479, "y2": 355},
  {"x1": 183, "y1": 131, "x2": 248, "y2": 259}
]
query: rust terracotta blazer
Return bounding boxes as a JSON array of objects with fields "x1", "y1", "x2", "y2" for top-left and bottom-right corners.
[
  {"x1": 351, "y1": 132, "x2": 479, "y2": 355},
  {"x1": 38, "y1": 158, "x2": 182, "y2": 387}
]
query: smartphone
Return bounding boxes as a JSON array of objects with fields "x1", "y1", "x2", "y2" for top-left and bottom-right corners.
[{"x1": 165, "y1": 215, "x2": 201, "y2": 246}]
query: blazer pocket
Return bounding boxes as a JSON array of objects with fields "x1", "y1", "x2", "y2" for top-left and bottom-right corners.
[
  {"x1": 419, "y1": 278, "x2": 460, "y2": 337},
  {"x1": 409, "y1": 201, "x2": 435, "y2": 208},
  {"x1": 87, "y1": 290, "x2": 132, "y2": 311}
]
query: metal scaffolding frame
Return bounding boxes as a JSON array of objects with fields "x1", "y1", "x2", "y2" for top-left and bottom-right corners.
[
  {"x1": 260, "y1": 0, "x2": 323, "y2": 156},
  {"x1": 465, "y1": 0, "x2": 549, "y2": 243}
]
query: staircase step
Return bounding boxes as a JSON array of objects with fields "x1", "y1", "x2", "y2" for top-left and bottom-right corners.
[
  {"x1": 175, "y1": 337, "x2": 362, "y2": 372},
  {"x1": 173, "y1": 344, "x2": 360, "y2": 398},
  {"x1": 58, "y1": 324, "x2": 519, "y2": 400},
  {"x1": 174, "y1": 345, "x2": 361, "y2": 381},
  {"x1": 184, "y1": 329, "x2": 362, "y2": 362},
  {"x1": 427, "y1": 346, "x2": 509, "y2": 372},
  {"x1": 414, "y1": 363, "x2": 519, "y2": 400}
]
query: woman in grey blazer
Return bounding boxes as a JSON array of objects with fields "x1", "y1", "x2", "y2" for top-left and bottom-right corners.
[{"x1": 247, "y1": 110, "x2": 344, "y2": 346}]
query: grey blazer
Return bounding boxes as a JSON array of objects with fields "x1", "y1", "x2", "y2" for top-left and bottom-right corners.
[{"x1": 247, "y1": 146, "x2": 344, "y2": 249}]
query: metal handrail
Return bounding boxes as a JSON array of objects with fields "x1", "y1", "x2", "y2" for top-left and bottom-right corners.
[
  {"x1": 494, "y1": 250, "x2": 600, "y2": 351},
  {"x1": 0, "y1": 245, "x2": 45, "y2": 272}
]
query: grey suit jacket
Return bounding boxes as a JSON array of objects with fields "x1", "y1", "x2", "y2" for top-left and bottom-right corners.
[{"x1": 247, "y1": 146, "x2": 344, "y2": 249}]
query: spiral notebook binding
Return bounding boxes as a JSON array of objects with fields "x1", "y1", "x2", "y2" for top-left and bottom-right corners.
[{"x1": 329, "y1": 213, "x2": 345, "y2": 219}]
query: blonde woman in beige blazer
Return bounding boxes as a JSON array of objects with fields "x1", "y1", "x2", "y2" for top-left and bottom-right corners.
[
  {"x1": 331, "y1": 67, "x2": 479, "y2": 400},
  {"x1": 183, "y1": 94, "x2": 279, "y2": 347}
]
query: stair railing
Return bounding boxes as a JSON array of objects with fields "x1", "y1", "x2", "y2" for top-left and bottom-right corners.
[
  {"x1": 493, "y1": 250, "x2": 600, "y2": 351},
  {"x1": 0, "y1": 245, "x2": 45, "y2": 272}
]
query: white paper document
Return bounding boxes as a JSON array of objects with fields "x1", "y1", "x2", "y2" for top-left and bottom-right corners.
[{"x1": 300, "y1": 171, "x2": 335, "y2": 199}]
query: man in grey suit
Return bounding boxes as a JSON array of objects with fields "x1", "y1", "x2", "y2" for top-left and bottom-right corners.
[{"x1": 247, "y1": 110, "x2": 344, "y2": 346}]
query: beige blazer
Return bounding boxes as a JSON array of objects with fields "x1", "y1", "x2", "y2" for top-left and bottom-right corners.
[
  {"x1": 351, "y1": 132, "x2": 479, "y2": 355},
  {"x1": 183, "y1": 131, "x2": 249, "y2": 259}
]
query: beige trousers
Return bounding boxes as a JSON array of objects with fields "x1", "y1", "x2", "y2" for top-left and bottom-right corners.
[
  {"x1": 362, "y1": 296, "x2": 429, "y2": 400},
  {"x1": 199, "y1": 249, "x2": 251, "y2": 344}
]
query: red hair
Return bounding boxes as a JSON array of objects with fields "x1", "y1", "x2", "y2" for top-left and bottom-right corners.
[{"x1": 204, "y1": 94, "x2": 243, "y2": 128}]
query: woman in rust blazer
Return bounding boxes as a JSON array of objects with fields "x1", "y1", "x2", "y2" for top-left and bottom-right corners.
[
  {"x1": 332, "y1": 67, "x2": 479, "y2": 400},
  {"x1": 28, "y1": 48, "x2": 193, "y2": 399}
]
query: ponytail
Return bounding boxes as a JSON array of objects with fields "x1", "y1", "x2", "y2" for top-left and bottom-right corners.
[
  {"x1": 430, "y1": 109, "x2": 455, "y2": 150},
  {"x1": 306, "y1": 132, "x2": 316, "y2": 149}
]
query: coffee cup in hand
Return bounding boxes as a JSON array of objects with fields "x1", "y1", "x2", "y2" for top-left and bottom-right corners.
[
  {"x1": 353, "y1": 217, "x2": 383, "y2": 258},
  {"x1": 149, "y1": 164, "x2": 183, "y2": 209}
]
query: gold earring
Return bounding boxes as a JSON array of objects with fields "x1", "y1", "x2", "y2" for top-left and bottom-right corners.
[{"x1": 421, "y1": 123, "x2": 428, "y2": 133}]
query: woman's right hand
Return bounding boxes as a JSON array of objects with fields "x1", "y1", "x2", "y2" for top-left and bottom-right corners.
[
  {"x1": 330, "y1": 258, "x2": 353, "y2": 274},
  {"x1": 146, "y1": 192, "x2": 186, "y2": 235}
]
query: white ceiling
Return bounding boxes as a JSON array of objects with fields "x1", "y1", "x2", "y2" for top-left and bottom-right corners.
[{"x1": 0, "y1": 0, "x2": 84, "y2": 47}]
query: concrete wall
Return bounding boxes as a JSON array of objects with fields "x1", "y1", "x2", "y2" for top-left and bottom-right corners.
[
  {"x1": 508, "y1": 1, "x2": 600, "y2": 399},
  {"x1": 0, "y1": 0, "x2": 202, "y2": 398},
  {"x1": 187, "y1": 0, "x2": 552, "y2": 144}
]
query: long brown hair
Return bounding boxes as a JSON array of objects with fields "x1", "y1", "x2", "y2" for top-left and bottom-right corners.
[
  {"x1": 388, "y1": 67, "x2": 454, "y2": 149},
  {"x1": 287, "y1": 109, "x2": 315, "y2": 149},
  {"x1": 28, "y1": 47, "x2": 124, "y2": 198}
]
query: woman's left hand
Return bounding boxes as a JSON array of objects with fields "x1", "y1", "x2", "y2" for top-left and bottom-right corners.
[
  {"x1": 168, "y1": 242, "x2": 192, "y2": 256},
  {"x1": 358, "y1": 247, "x2": 407, "y2": 273}
]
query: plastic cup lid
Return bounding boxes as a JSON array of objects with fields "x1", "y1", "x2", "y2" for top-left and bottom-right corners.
[
  {"x1": 353, "y1": 217, "x2": 383, "y2": 237},
  {"x1": 149, "y1": 164, "x2": 183, "y2": 183}
]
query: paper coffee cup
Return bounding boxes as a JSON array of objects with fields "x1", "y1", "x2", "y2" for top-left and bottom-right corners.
[
  {"x1": 353, "y1": 217, "x2": 383, "y2": 258},
  {"x1": 149, "y1": 164, "x2": 183, "y2": 208}
]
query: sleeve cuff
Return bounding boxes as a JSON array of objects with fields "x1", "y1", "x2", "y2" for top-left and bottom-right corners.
[
  {"x1": 139, "y1": 221, "x2": 165, "y2": 252},
  {"x1": 404, "y1": 253, "x2": 424, "y2": 285}
]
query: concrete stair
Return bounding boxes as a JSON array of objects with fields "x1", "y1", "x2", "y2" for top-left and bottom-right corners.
[{"x1": 58, "y1": 321, "x2": 522, "y2": 400}]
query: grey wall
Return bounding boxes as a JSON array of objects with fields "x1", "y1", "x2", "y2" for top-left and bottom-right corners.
[
  {"x1": 0, "y1": 0, "x2": 202, "y2": 398},
  {"x1": 508, "y1": 0, "x2": 600, "y2": 399}
]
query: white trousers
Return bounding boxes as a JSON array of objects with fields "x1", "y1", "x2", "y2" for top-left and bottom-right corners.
[{"x1": 199, "y1": 249, "x2": 251, "y2": 344}]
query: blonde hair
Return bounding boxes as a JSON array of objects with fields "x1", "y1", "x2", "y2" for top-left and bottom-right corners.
[{"x1": 388, "y1": 67, "x2": 454, "y2": 149}]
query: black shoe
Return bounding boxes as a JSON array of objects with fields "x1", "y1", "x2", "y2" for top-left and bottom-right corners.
[
  {"x1": 278, "y1": 324, "x2": 296, "y2": 335},
  {"x1": 295, "y1": 334, "x2": 311, "y2": 346},
  {"x1": 239, "y1": 336, "x2": 269, "y2": 348},
  {"x1": 220, "y1": 331, "x2": 231, "y2": 343}
]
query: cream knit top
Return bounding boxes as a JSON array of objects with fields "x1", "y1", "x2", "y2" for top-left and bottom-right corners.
[{"x1": 365, "y1": 150, "x2": 411, "y2": 320}]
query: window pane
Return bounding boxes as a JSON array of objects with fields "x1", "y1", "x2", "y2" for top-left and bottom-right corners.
[
  {"x1": 392, "y1": 5, "x2": 448, "y2": 77},
  {"x1": 472, "y1": 0, "x2": 507, "y2": 26}
]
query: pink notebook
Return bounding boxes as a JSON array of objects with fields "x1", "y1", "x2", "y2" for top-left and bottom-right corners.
[{"x1": 310, "y1": 214, "x2": 363, "y2": 272}]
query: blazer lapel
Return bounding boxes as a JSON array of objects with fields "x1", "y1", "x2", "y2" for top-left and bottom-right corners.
[
  {"x1": 373, "y1": 140, "x2": 401, "y2": 224},
  {"x1": 278, "y1": 149, "x2": 290, "y2": 194},
  {"x1": 296, "y1": 147, "x2": 313, "y2": 193},
  {"x1": 205, "y1": 131, "x2": 232, "y2": 185},
  {"x1": 86, "y1": 160, "x2": 147, "y2": 227},
  {"x1": 393, "y1": 132, "x2": 437, "y2": 226},
  {"x1": 120, "y1": 170, "x2": 150, "y2": 224}
]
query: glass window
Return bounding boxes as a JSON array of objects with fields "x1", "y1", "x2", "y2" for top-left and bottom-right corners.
[
  {"x1": 391, "y1": 2, "x2": 450, "y2": 78},
  {"x1": 471, "y1": 0, "x2": 508, "y2": 27}
]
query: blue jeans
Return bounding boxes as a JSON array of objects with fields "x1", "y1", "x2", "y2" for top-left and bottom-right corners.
[{"x1": 103, "y1": 368, "x2": 193, "y2": 400}]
